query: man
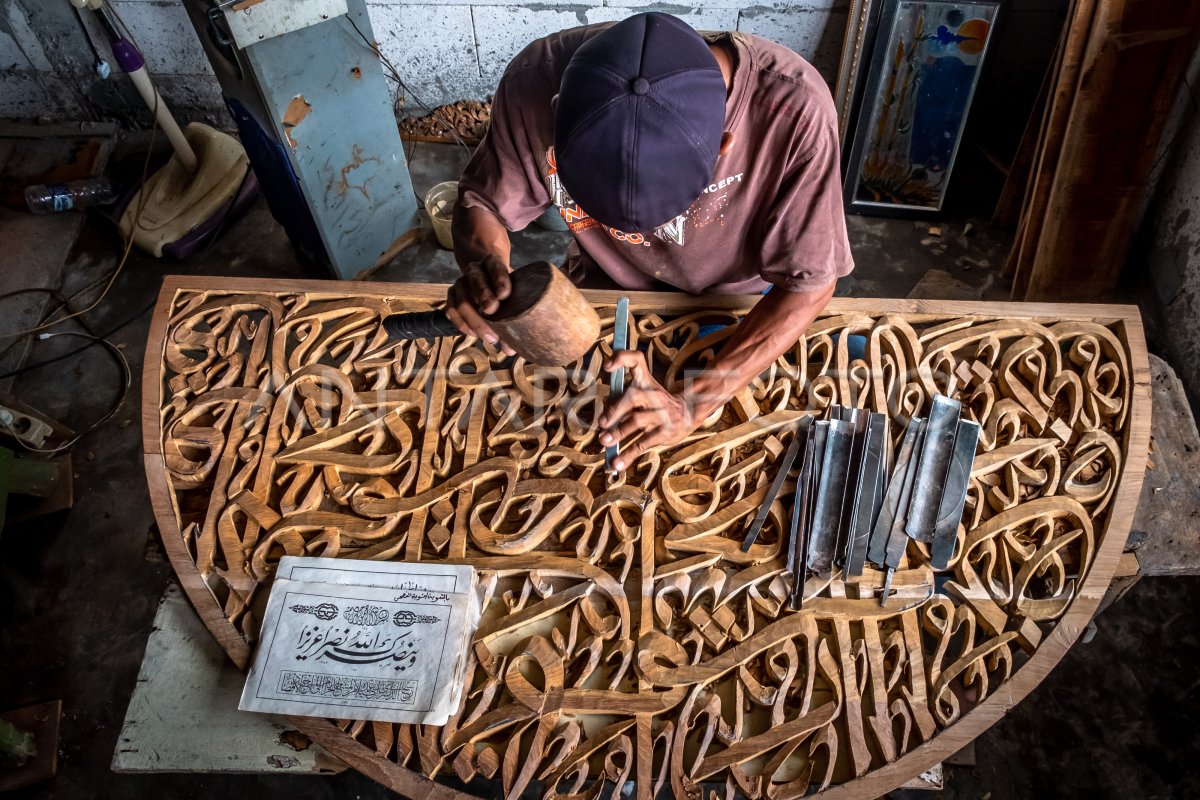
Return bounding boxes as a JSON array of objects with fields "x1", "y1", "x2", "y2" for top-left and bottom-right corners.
[{"x1": 446, "y1": 12, "x2": 853, "y2": 471}]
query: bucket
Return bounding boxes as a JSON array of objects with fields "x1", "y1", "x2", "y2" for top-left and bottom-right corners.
[{"x1": 424, "y1": 180, "x2": 458, "y2": 250}]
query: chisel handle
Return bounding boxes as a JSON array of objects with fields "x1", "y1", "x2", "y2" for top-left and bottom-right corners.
[{"x1": 381, "y1": 310, "x2": 462, "y2": 341}]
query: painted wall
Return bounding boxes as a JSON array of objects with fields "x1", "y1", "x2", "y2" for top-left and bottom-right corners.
[
  {"x1": 0, "y1": 0, "x2": 848, "y2": 122},
  {"x1": 1138, "y1": 46, "x2": 1200, "y2": 402}
]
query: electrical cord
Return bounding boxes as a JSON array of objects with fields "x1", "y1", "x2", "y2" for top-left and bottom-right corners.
[
  {"x1": 0, "y1": 298, "x2": 156, "y2": 381},
  {"x1": 345, "y1": 15, "x2": 474, "y2": 161},
  {"x1": 0, "y1": 331, "x2": 132, "y2": 455},
  {"x1": 0, "y1": 115, "x2": 158, "y2": 342},
  {"x1": 0, "y1": 287, "x2": 101, "y2": 365},
  {"x1": 1, "y1": 3, "x2": 161, "y2": 344},
  {"x1": 0, "y1": 6, "x2": 158, "y2": 454}
]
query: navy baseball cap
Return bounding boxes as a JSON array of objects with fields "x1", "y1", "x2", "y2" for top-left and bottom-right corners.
[{"x1": 554, "y1": 13, "x2": 727, "y2": 233}]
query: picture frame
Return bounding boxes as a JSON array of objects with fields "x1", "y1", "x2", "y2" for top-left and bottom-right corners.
[
  {"x1": 842, "y1": 0, "x2": 1000, "y2": 215},
  {"x1": 833, "y1": 0, "x2": 886, "y2": 151}
]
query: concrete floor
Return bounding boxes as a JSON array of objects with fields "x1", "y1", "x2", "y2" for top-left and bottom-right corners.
[{"x1": 1, "y1": 138, "x2": 1197, "y2": 799}]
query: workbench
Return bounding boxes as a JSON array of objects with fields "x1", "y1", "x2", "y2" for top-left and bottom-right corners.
[{"x1": 141, "y1": 276, "x2": 1150, "y2": 798}]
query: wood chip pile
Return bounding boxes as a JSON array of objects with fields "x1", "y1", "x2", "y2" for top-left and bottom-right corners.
[{"x1": 399, "y1": 99, "x2": 491, "y2": 145}]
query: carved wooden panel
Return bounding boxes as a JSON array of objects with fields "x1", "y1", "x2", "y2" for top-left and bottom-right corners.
[{"x1": 142, "y1": 276, "x2": 1150, "y2": 799}]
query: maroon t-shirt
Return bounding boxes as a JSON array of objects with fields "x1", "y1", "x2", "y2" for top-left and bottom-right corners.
[{"x1": 459, "y1": 25, "x2": 854, "y2": 295}]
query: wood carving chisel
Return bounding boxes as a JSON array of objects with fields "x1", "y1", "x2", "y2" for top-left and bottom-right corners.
[
  {"x1": 605, "y1": 296, "x2": 630, "y2": 475},
  {"x1": 834, "y1": 406, "x2": 867, "y2": 565},
  {"x1": 845, "y1": 411, "x2": 888, "y2": 577},
  {"x1": 742, "y1": 426, "x2": 804, "y2": 552},
  {"x1": 929, "y1": 419, "x2": 981, "y2": 569},
  {"x1": 804, "y1": 420, "x2": 828, "y2": 563},
  {"x1": 788, "y1": 433, "x2": 816, "y2": 611},
  {"x1": 905, "y1": 394, "x2": 963, "y2": 543},
  {"x1": 867, "y1": 421, "x2": 918, "y2": 566},
  {"x1": 807, "y1": 419, "x2": 851, "y2": 576},
  {"x1": 880, "y1": 419, "x2": 925, "y2": 605}
]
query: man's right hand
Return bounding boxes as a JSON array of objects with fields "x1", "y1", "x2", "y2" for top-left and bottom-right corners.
[{"x1": 445, "y1": 255, "x2": 517, "y2": 356}]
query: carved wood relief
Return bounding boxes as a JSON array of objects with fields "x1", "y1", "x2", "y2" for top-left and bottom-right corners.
[{"x1": 142, "y1": 277, "x2": 1150, "y2": 799}]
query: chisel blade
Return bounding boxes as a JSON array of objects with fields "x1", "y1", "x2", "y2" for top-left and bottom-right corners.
[
  {"x1": 905, "y1": 395, "x2": 962, "y2": 543},
  {"x1": 787, "y1": 434, "x2": 816, "y2": 611},
  {"x1": 742, "y1": 426, "x2": 804, "y2": 552},
  {"x1": 834, "y1": 407, "x2": 868, "y2": 566},
  {"x1": 879, "y1": 418, "x2": 925, "y2": 606},
  {"x1": 807, "y1": 419, "x2": 852, "y2": 576},
  {"x1": 884, "y1": 419, "x2": 924, "y2": 570},
  {"x1": 930, "y1": 419, "x2": 981, "y2": 569},
  {"x1": 845, "y1": 412, "x2": 888, "y2": 577},
  {"x1": 867, "y1": 418, "x2": 919, "y2": 565},
  {"x1": 605, "y1": 297, "x2": 629, "y2": 473},
  {"x1": 797, "y1": 425, "x2": 823, "y2": 606}
]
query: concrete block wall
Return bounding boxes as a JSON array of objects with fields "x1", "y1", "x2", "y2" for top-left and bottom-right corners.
[
  {"x1": 1, "y1": 0, "x2": 74, "y2": 118},
  {"x1": 0, "y1": 0, "x2": 847, "y2": 122}
]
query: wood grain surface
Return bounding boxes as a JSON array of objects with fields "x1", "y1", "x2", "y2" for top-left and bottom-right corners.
[{"x1": 142, "y1": 275, "x2": 1150, "y2": 798}]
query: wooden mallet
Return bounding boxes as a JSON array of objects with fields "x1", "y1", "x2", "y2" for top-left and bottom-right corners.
[{"x1": 381, "y1": 261, "x2": 601, "y2": 367}]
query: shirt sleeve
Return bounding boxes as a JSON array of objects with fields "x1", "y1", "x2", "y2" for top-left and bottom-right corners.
[
  {"x1": 757, "y1": 103, "x2": 855, "y2": 293},
  {"x1": 457, "y1": 66, "x2": 553, "y2": 232}
]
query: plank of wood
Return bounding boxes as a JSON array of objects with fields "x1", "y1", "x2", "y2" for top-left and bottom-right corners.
[
  {"x1": 993, "y1": 29, "x2": 1059, "y2": 229},
  {"x1": 1006, "y1": 0, "x2": 1099, "y2": 293},
  {"x1": 153, "y1": 274, "x2": 1143, "y2": 322},
  {"x1": 1022, "y1": 1, "x2": 1200, "y2": 300},
  {"x1": 113, "y1": 583, "x2": 342, "y2": 775}
]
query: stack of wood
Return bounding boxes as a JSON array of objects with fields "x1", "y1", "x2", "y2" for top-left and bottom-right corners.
[
  {"x1": 399, "y1": 99, "x2": 491, "y2": 145},
  {"x1": 999, "y1": 0, "x2": 1200, "y2": 301}
]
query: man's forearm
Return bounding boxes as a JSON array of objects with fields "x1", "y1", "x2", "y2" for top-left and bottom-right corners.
[
  {"x1": 451, "y1": 201, "x2": 512, "y2": 272},
  {"x1": 684, "y1": 280, "x2": 836, "y2": 419}
]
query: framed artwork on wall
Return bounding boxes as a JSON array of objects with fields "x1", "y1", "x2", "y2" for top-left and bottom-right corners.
[{"x1": 842, "y1": 0, "x2": 1000, "y2": 215}]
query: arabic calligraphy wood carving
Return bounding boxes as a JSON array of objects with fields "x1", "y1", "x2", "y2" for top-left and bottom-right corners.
[{"x1": 142, "y1": 276, "x2": 1150, "y2": 799}]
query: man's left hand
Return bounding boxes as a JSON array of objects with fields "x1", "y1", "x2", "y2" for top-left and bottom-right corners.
[{"x1": 599, "y1": 351, "x2": 700, "y2": 471}]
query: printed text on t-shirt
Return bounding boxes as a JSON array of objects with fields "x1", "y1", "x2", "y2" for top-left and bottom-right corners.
[{"x1": 545, "y1": 147, "x2": 743, "y2": 249}]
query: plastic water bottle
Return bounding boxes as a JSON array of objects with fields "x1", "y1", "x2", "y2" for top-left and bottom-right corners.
[{"x1": 24, "y1": 178, "x2": 117, "y2": 214}]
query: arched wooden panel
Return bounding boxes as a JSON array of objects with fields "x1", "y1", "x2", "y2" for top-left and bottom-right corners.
[{"x1": 142, "y1": 275, "x2": 1150, "y2": 798}]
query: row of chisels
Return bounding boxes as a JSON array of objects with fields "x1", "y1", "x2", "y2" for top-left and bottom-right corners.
[{"x1": 742, "y1": 395, "x2": 981, "y2": 608}]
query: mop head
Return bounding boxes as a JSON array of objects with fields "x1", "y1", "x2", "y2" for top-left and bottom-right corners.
[{"x1": 119, "y1": 122, "x2": 251, "y2": 257}]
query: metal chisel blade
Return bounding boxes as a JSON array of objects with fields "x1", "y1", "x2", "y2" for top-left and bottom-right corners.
[
  {"x1": 834, "y1": 407, "x2": 868, "y2": 566},
  {"x1": 605, "y1": 297, "x2": 629, "y2": 473},
  {"x1": 845, "y1": 412, "x2": 888, "y2": 577},
  {"x1": 790, "y1": 434, "x2": 817, "y2": 611},
  {"x1": 867, "y1": 419, "x2": 919, "y2": 565},
  {"x1": 807, "y1": 419, "x2": 852, "y2": 576},
  {"x1": 930, "y1": 419, "x2": 981, "y2": 569},
  {"x1": 885, "y1": 419, "x2": 925, "y2": 569},
  {"x1": 742, "y1": 428, "x2": 803, "y2": 552},
  {"x1": 880, "y1": 418, "x2": 925, "y2": 606},
  {"x1": 905, "y1": 395, "x2": 962, "y2": 543}
]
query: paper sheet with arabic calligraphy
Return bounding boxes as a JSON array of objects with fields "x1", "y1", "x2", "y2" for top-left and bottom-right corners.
[{"x1": 239, "y1": 562, "x2": 476, "y2": 725}]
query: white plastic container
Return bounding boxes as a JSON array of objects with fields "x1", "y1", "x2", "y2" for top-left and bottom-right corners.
[{"x1": 424, "y1": 181, "x2": 458, "y2": 250}]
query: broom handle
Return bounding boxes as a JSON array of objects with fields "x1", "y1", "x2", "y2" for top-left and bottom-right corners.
[
  {"x1": 128, "y1": 67, "x2": 198, "y2": 173},
  {"x1": 110, "y1": 38, "x2": 198, "y2": 173}
]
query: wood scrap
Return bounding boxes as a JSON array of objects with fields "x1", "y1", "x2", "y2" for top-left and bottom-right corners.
[
  {"x1": 1005, "y1": 0, "x2": 1200, "y2": 300},
  {"x1": 399, "y1": 99, "x2": 491, "y2": 145}
]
